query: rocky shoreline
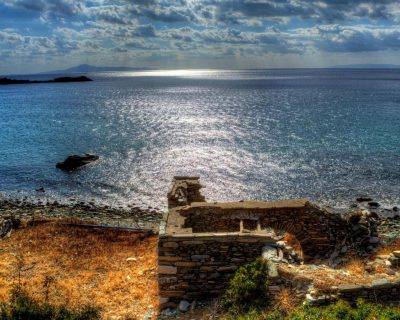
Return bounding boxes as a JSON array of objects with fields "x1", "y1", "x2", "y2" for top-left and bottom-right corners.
[
  {"x1": 0, "y1": 198, "x2": 163, "y2": 234},
  {"x1": 0, "y1": 195, "x2": 398, "y2": 240}
]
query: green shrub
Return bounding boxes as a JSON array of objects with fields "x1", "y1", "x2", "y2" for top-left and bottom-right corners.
[
  {"x1": 221, "y1": 258, "x2": 269, "y2": 314},
  {"x1": 0, "y1": 287, "x2": 100, "y2": 320},
  {"x1": 228, "y1": 299, "x2": 400, "y2": 320}
]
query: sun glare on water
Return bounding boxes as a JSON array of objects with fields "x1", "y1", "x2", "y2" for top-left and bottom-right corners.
[{"x1": 124, "y1": 69, "x2": 220, "y2": 78}]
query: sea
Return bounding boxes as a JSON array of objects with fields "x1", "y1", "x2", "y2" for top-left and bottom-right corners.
[{"x1": 1, "y1": 69, "x2": 399, "y2": 210}]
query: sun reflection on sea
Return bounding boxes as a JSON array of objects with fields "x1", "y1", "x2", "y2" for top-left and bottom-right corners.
[{"x1": 119, "y1": 69, "x2": 221, "y2": 78}]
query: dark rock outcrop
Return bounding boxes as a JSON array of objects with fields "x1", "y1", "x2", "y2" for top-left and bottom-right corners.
[
  {"x1": 0, "y1": 217, "x2": 21, "y2": 238},
  {"x1": 0, "y1": 76, "x2": 92, "y2": 85},
  {"x1": 52, "y1": 76, "x2": 92, "y2": 83},
  {"x1": 356, "y1": 196, "x2": 373, "y2": 202},
  {"x1": 56, "y1": 154, "x2": 99, "y2": 171}
]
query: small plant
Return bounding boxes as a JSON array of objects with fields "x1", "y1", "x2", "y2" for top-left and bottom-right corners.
[
  {"x1": 220, "y1": 298, "x2": 400, "y2": 319},
  {"x1": 0, "y1": 286, "x2": 100, "y2": 320},
  {"x1": 221, "y1": 258, "x2": 269, "y2": 314}
]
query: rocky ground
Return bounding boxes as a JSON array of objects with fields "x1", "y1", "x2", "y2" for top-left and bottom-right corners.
[
  {"x1": 0, "y1": 198, "x2": 163, "y2": 234},
  {"x1": 1, "y1": 195, "x2": 399, "y2": 319}
]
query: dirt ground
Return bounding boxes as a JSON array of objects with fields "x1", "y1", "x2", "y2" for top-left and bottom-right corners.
[{"x1": 0, "y1": 220, "x2": 159, "y2": 319}]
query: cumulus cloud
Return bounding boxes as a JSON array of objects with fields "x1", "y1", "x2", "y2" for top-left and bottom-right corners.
[
  {"x1": 1, "y1": 0, "x2": 400, "y2": 71},
  {"x1": 4, "y1": 0, "x2": 83, "y2": 18},
  {"x1": 314, "y1": 25, "x2": 400, "y2": 52}
]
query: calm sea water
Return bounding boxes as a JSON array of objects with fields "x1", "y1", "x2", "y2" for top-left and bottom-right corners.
[{"x1": 1, "y1": 69, "x2": 400, "y2": 210}]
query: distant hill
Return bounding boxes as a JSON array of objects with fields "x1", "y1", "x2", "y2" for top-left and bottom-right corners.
[
  {"x1": 331, "y1": 64, "x2": 400, "y2": 69},
  {"x1": 41, "y1": 64, "x2": 149, "y2": 74}
]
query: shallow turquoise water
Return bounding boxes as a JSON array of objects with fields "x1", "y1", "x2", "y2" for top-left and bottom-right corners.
[{"x1": 1, "y1": 69, "x2": 399, "y2": 209}]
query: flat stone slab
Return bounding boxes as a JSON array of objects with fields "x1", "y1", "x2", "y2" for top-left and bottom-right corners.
[{"x1": 187, "y1": 199, "x2": 309, "y2": 210}]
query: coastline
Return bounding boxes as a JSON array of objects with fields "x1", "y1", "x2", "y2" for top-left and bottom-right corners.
[
  {"x1": 0, "y1": 198, "x2": 162, "y2": 232},
  {"x1": 1, "y1": 180, "x2": 400, "y2": 319}
]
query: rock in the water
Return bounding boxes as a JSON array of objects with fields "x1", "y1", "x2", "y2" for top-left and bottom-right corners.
[
  {"x1": 56, "y1": 154, "x2": 99, "y2": 171},
  {"x1": 368, "y1": 201, "x2": 380, "y2": 208},
  {"x1": 35, "y1": 187, "x2": 45, "y2": 193},
  {"x1": 356, "y1": 197, "x2": 373, "y2": 203},
  {"x1": 178, "y1": 300, "x2": 190, "y2": 312}
]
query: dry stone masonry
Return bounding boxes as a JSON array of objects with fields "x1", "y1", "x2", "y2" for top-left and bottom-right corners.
[{"x1": 158, "y1": 177, "x2": 382, "y2": 309}]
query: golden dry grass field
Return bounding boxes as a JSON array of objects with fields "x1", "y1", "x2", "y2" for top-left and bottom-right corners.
[{"x1": 0, "y1": 220, "x2": 159, "y2": 319}]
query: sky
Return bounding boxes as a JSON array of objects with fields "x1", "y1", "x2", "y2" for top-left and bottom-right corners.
[{"x1": 0, "y1": 0, "x2": 400, "y2": 74}]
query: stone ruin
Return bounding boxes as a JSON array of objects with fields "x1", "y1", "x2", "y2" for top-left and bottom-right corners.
[{"x1": 158, "y1": 177, "x2": 381, "y2": 309}]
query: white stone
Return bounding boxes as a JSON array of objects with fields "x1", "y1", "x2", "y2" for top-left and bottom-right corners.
[
  {"x1": 178, "y1": 300, "x2": 191, "y2": 312},
  {"x1": 143, "y1": 309, "x2": 154, "y2": 320},
  {"x1": 276, "y1": 241, "x2": 286, "y2": 248},
  {"x1": 126, "y1": 257, "x2": 137, "y2": 262},
  {"x1": 161, "y1": 308, "x2": 177, "y2": 317},
  {"x1": 262, "y1": 245, "x2": 278, "y2": 260}
]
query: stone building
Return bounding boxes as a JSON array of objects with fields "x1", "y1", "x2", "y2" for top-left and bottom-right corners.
[{"x1": 158, "y1": 177, "x2": 375, "y2": 309}]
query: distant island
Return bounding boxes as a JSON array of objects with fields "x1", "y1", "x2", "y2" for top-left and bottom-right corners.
[
  {"x1": 330, "y1": 64, "x2": 400, "y2": 69},
  {"x1": 0, "y1": 76, "x2": 93, "y2": 85},
  {"x1": 41, "y1": 64, "x2": 149, "y2": 74}
]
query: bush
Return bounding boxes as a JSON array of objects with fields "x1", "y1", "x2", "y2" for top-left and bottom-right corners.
[
  {"x1": 221, "y1": 258, "x2": 269, "y2": 314},
  {"x1": 290, "y1": 299, "x2": 400, "y2": 320},
  {"x1": 0, "y1": 287, "x2": 100, "y2": 320},
  {"x1": 227, "y1": 299, "x2": 400, "y2": 320}
]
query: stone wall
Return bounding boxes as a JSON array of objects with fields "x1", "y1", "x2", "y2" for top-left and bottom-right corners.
[
  {"x1": 159, "y1": 177, "x2": 382, "y2": 310},
  {"x1": 167, "y1": 176, "x2": 205, "y2": 209},
  {"x1": 177, "y1": 200, "x2": 349, "y2": 261},
  {"x1": 158, "y1": 233, "x2": 277, "y2": 309},
  {"x1": 337, "y1": 279, "x2": 400, "y2": 304}
]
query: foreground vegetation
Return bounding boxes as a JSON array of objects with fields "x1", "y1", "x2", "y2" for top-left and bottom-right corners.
[
  {"x1": 221, "y1": 259, "x2": 400, "y2": 320},
  {"x1": 0, "y1": 287, "x2": 100, "y2": 320},
  {"x1": 222, "y1": 299, "x2": 400, "y2": 320}
]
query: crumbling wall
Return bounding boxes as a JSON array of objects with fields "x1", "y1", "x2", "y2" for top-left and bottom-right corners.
[
  {"x1": 158, "y1": 233, "x2": 276, "y2": 309},
  {"x1": 167, "y1": 176, "x2": 205, "y2": 209},
  {"x1": 337, "y1": 280, "x2": 400, "y2": 304},
  {"x1": 159, "y1": 177, "x2": 383, "y2": 310},
  {"x1": 178, "y1": 201, "x2": 349, "y2": 261}
]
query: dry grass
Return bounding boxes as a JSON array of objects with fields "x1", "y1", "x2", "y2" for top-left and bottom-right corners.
[
  {"x1": 274, "y1": 288, "x2": 299, "y2": 314},
  {"x1": 376, "y1": 239, "x2": 400, "y2": 256},
  {"x1": 0, "y1": 219, "x2": 159, "y2": 319},
  {"x1": 344, "y1": 258, "x2": 365, "y2": 275},
  {"x1": 279, "y1": 258, "x2": 398, "y2": 294}
]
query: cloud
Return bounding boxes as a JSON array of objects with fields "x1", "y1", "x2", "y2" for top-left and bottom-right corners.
[
  {"x1": 208, "y1": 0, "x2": 398, "y2": 24},
  {"x1": 1, "y1": 0, "x2": 400, "y2": 71},
  {"x1": 4, "y1": 0, "x2": 83, "y2": 18},
  {"x1": 313, "y1": 25, "x2": 400, "y2": 52}
]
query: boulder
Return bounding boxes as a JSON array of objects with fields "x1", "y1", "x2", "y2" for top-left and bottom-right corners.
[
  {"x1": 356, "y1": 197, "x2": 373, "y2": 203},
  {"x1": 262, "y1": 245, "x2": 279, "y2": 261},
  {"x1": 368, "y1": 201, "x2": 380, "y2": 208},
  {"x1": 0, "y1": 217, "x2": 20, "y2": 238},
  {"x1": 178, "y1": 300, "x2": 190, "y2": 313},
  {"x1": 56, "y1": 154, "x2": 99, "y2": 171},
  {"x1": 0, "y1": 219, "x2": 12, "y2": 238}
]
